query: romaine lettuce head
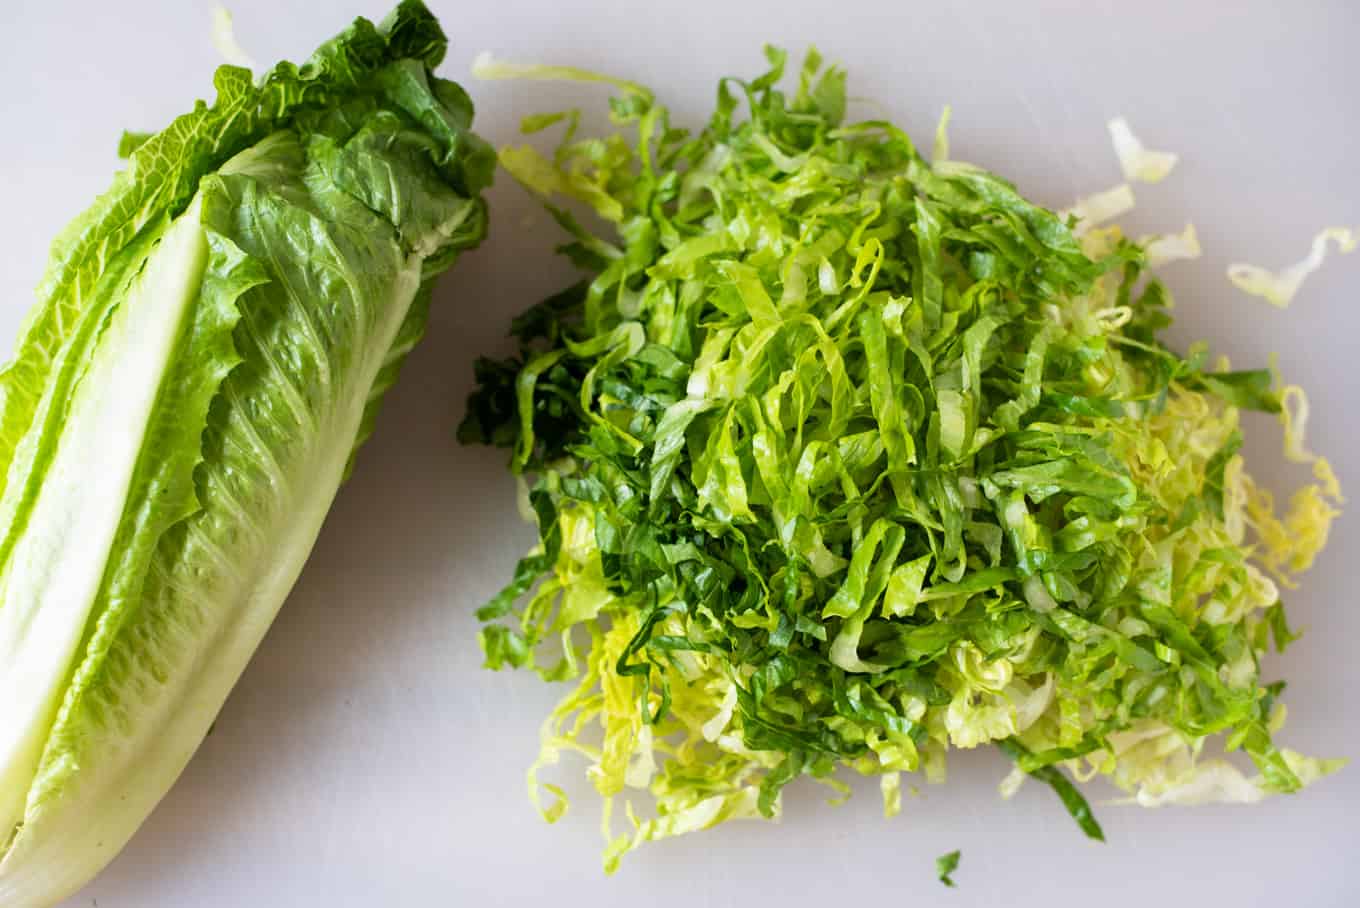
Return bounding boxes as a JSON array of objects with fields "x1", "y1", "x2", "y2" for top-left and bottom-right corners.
[{"x1": 0, "y1": 3, "x2": 490, "y2": 905}]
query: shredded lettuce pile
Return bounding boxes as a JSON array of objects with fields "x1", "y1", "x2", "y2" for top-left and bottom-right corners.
[{"x1": 460, "y1": 48, "x2": 1343, "y2": 871}]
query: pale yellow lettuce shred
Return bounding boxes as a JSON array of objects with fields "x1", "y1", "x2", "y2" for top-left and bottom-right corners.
[
  {"x1": 1058, "y1": 720, "x2": 1344, "y2": 808},
  {"x1": 1062, "y1": 184, "x2": 1136, "y2": 233},
  {"x1": 1141, "y1": 223, "x2": 1202, "y2": 268},
  {"x1": 880, "y1": 772, "x2": 903, "y2": 818},
  {"x1": 1108, "y1": 117, "x2": 1179, "y2": 183},
  {"x1": 209, "y1": 6, "x2": 258, "y2": 71},
  {"x1": 472, "y1": 51, "x2": 651, "y2": 97},
  {"x1": 1228, "y1": 227, "x2": 1358, "y2": 307},
  {"x1": 1240, "y1": 385, "x2": 1344, "y2": 584},
  {"x1": 932, "y1": 105, "x2": 952, "y2": 164}
]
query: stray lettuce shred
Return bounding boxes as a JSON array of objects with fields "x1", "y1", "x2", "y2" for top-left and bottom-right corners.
[
  {"x1": 1141, "y1": 224, "x2": 1201, "y2": 269},
  {"x1": 1229, "y1": 227, "x2": 1357, "y2": 308},
  {"x1": 461, "y1": 48, "x2": 1344, "y2": 871},
  {"x1": 936, "y1": 849, "x2": 962, "y2": 888},
  {"x1": 209, "y1": 5, "x2": 258, "y2": 71},
  {"x1": 1107, "y1": 117, "x2": 1177, "y2": 184},
  {"x1": 1061, "y1": 183, "x2": 1136, "y2": 233}
]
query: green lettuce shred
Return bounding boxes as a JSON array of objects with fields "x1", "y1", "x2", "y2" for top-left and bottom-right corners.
[
  {"x1": 936, "y1": 849, "x2": 961, "y2": 888},
  {"x1": 461, "y1": 47, "x2": 1343, "y2": 871}
]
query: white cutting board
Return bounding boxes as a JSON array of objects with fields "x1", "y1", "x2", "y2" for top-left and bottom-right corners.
[{"x1": 0, "y1": 1, "x2": 1354, "y2": 905}]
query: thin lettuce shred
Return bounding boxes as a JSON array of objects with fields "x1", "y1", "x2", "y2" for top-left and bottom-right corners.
[
  {"x1": 1141, "y1": 224, "x2": 1201, "y2": 269},
  {"x1": 1061, "y1": 183, "x2": 1136, "y2": 233},
  {"x1": 1107, "y1": 117, "x2": 1177, "y2": 184},
  {"x1": 936, "y1": 849, "x2": 961, "y2": 887},
  {"x1": 932, "y1": 105, "x2": 952, "y2": 164},
  {"x1": 209, "y1": 6, "x2": 258, "y2": 71},
  {"x1": 1228, "y1": 227, "x2": 1357, "y2": 308},
  {"x1": 461, "y1": 48, "x2": 1344, "y2": 871}
]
